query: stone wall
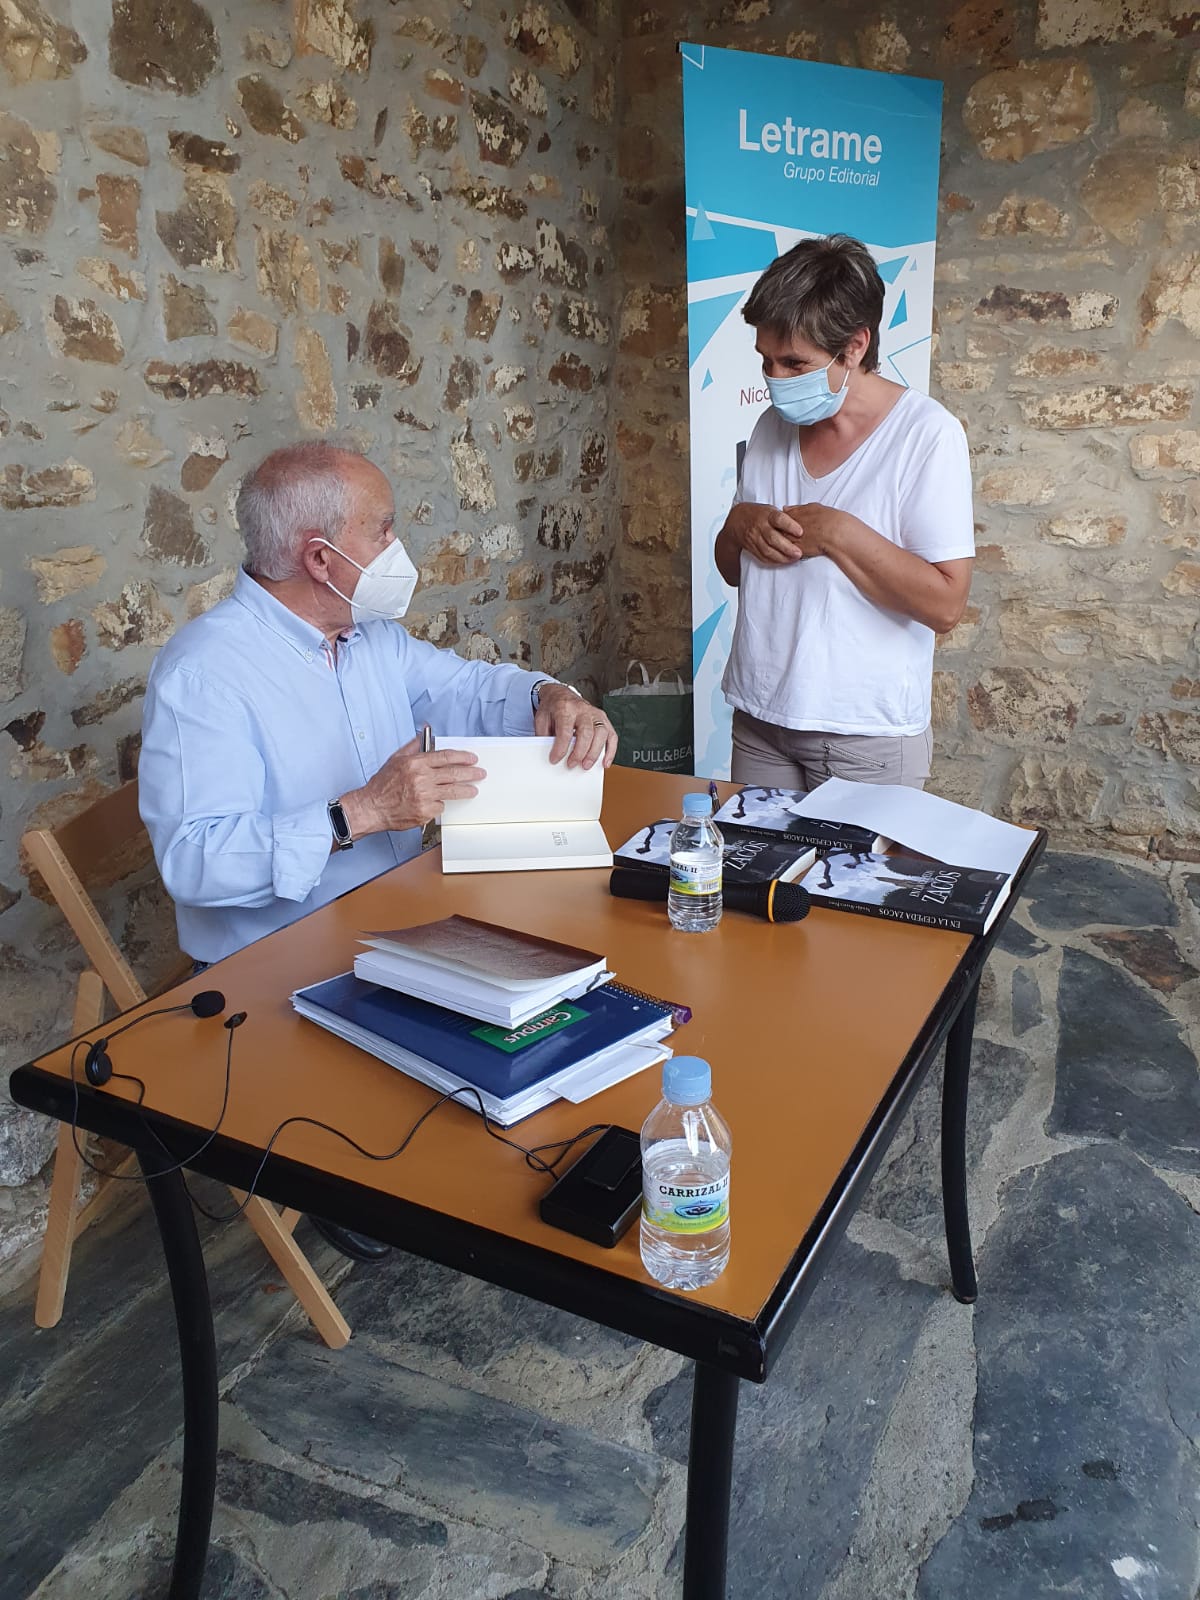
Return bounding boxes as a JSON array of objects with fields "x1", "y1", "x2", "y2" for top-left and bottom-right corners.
[
  {"x1": 4, "y1": 0, "x2": 1199, "y2": 1281},
  {"x1": 0, "y1": 0, "x2": 618, "y2": 1274},
  {"x1": 613, "y1": 0, "x2": 1200, "y2": 854}
]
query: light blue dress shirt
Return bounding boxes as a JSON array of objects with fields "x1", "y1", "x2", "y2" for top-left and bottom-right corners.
[{"x1": 139, "y1": 569, "x2": 540, "y2": 963}]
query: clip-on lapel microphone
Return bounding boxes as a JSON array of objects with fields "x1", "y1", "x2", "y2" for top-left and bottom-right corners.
[{"x1": 84, "y1": 988, "x2": 230, "y2": 1086}]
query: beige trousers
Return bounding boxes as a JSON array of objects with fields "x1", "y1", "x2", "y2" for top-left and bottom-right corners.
[{"x1": 730, "y1": 709, "x2": 933, "y2": 793}]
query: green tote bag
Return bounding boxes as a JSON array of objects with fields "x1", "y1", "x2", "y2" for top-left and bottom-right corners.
[{"x1": 602, "y1": 661, "x2": 695, "y2": 775}]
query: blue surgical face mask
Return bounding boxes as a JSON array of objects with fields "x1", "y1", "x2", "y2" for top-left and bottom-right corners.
[{"x1": 765, "y1": 356, "x2": 850, "y2": 427}]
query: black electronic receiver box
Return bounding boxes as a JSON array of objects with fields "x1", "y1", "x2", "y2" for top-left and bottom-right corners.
[{"x1": 539, "y1": 1125, "x2": 642, "y2": 1248}]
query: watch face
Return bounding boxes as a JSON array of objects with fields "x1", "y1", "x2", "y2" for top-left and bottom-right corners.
[{"x1": 329, "y1": 801, "x2": 352, "y2": 846}]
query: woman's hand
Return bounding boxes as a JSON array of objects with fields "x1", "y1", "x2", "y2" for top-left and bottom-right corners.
[
  {"x1": 715, "y1": 501, "x2": 804, "y2": 584},
  {"x1": 728, "y1": 501, "x2": 806, "y2": 564},
  {"x1": 782, "y1": 503, "x2": 846, "y2": 558}
]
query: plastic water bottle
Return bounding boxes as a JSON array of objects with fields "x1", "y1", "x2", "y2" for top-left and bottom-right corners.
[
  {"x1": 668, "y1": 792, "x2": 723, "y2": 933},
  {"x1": 640, "y1": 1056, "x2": 731, "y2": 1291}
]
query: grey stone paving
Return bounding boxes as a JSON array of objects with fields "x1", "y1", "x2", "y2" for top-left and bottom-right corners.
[
  {"x1": 2, "y1": 847, "x2": 1198, "y2": 1600},
  {"x1": 918, "y1": 1144, "x2": 1200, "y2": 1600}
]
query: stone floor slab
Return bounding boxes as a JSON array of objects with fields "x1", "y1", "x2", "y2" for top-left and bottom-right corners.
[
  {"x1": 996, "y1": 916, "x2": 1050, "y2": 959},
  {"x1": 863, "y1": 1037, "x2": 1032, "y2": 1244},
  {"x1": 0, "y1": 1181, "x2": 330, "y2": 1600},
  {"x1": 1052, "y1": 947, "x2": 1200, "y2": 1172},
  {"x1": 335, "y1": 1249, "x2": 641, "y2": 1398},
  {"x1": 230, "y1": 1338, "x2": 662, "y2": 1567},
  {"x1": 1011, "y1": 966, "x2": 1044, "y2": 1035},
  {"x1": 216, "y1": 1448, "x2": 448, "y2": 1550},
  {"x1": 1024, "y1": 852, "x2": 1176, "y2": 932},
  {"x1": 1088, "y1": 927, "x2": 1198, "y2": 992},
  {"x1": 917, "y1": 1144, "x2": 1200, "y2": 1600},
  {"x1": 644, "y1": 1239, "x2": 939, "y2": 1598}
]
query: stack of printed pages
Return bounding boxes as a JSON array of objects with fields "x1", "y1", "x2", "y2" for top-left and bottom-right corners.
[{"x1": 291, "y1": 915, "x2": 675, "y2": 1125}]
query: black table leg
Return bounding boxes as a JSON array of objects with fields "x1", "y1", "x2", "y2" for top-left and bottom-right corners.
[
  {"x1": 941, "y1": 977, "x2": 981, "y2": 1305},
  {"x1": 683, "y1": 1362, "x2": 740, "y2": 1600},
  {"x1": 138, "y1": 1152, "x2": 218, "y2": 1600}
]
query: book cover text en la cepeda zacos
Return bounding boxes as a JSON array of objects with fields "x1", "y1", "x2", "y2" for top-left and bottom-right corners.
[{"x1": 801, "y1": 848, "x2": 1010, "y2": 935}]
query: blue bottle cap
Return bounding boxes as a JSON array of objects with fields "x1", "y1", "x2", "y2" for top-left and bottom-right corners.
[
  {"x1": 663, "y1": 1055, "x2": 712, "y2": 1105},
  {"x1": 682, "y1": 792, "x2": 712, "y2": 817}
]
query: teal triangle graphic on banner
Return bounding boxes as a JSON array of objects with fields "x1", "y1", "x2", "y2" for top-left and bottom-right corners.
[
  {"x1": 688, "y1": 217, "x2": 777, "y2": 282},
  {"x1": 877, "y1": 255, "x2": 907, "y2": 284},
  {"x1": 692, "y1": 603, "x2": 727, "y2": 678},
  {"x1": 680, "y1": 43, "x2": 705, "y2": 68},
  {"x1": 688, "y1": 290, "x2": 744, "y2": 369},
  {"x1": 888, "y1": 290, "x2": 908, "y2": 330},
  {"x1": 702, "y1": 369, "x2": 713, "y2": 390}
]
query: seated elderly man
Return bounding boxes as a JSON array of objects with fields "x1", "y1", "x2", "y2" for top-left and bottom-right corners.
[{"x1": 139, "y1": 441, "x2": 615, "y2": 1257}]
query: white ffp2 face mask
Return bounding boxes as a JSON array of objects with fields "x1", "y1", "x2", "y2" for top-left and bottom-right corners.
[{"x1": 309, "y1": 537, "x2": 417, "y2": 622}]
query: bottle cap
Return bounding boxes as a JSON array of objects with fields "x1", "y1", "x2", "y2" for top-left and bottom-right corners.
[
  {"x1": 663, "y1": 1055, "x2": 712, "y2": 1105},
  {"x1": 681, "y1": 792, "x2": 712, "y2": 817}
]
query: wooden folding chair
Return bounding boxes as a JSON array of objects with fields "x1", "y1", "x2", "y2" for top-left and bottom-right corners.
[{"x1": 22, "y1": 780, "x2": 351, "y2": 1349}]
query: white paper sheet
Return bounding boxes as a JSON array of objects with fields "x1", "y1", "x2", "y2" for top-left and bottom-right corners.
[{"x1": 794, "y1": 779, "x2": 1036, "y2": 878}]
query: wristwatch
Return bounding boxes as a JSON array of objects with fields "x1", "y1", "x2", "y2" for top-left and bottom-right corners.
[
  {"x1": 328, "y1": 798, "x2": 354, "y2": 851},
  {"x1": 530, "y1": 679, "x2": 582, "y2": 714}
]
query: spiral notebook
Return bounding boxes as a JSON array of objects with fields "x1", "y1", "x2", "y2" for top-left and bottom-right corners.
[{"x1": 291, "y1": 973, "x2": 677, "y2": 1125}]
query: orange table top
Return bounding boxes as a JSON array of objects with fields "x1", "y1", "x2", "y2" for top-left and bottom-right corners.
[{"x1": 14, "y1": 768, "x2": 1032, "y2": 1378}]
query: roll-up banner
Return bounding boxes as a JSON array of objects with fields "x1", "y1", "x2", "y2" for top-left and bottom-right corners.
[{"x1": 682, "y1": 44, "x2": 944, "y2": 777}]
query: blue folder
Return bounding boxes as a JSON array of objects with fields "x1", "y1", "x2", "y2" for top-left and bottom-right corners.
[{"x1": 294, "y1": 972, "x2": 672, "y2": 1101}]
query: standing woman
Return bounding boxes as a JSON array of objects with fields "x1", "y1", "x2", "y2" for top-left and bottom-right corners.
[{"x1": 715, "y1": 233, "x2": 975, "y2": 792}]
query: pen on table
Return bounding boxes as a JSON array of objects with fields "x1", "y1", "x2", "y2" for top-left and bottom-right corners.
[
  {"x1": 420, "y1": 724, "x2": 439, "y2": 849},
  {"x1": 708, "y1": 779, "x2": 720, "y2": 806}
]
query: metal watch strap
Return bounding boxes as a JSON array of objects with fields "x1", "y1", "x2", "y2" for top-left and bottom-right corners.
[
  {"x1": 328, "y1": 798, "x2": 353, "y2": 850},
  {"x1": 531, "y1": 679, "x2": 582, "y2": 714}
]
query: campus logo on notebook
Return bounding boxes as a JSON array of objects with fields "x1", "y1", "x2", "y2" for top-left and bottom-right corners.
[{"x1": 470, "y1": 1004, "x2": 587, "y2": 1054}]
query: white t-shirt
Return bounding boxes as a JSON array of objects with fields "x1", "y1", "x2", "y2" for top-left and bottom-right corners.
[{"x1": 721, "y1": 388, "x2": 975, "y2": 737}]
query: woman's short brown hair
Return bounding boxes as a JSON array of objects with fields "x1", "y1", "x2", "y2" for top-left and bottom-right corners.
[{"x1": 741, "y1": 233, "x2": 885, "y2": 373}]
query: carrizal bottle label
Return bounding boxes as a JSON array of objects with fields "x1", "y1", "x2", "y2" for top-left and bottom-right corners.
[
  {"x1": 669, "y1": 857, "x2": 722, "y2": 897},
  {"x1": 643, "y1": 1171, "x2": 730, "y2": 1234}
]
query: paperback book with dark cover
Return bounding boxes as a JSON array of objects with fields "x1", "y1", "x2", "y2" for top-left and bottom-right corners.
[
  {"x1": 712, "y1": 787, "x2": 882, "y2": 853},
  {"x1": 615, "y1": 819, "x2": 814, "y2": 884},
  {"x1": 801, "y1": 848, "x2": 1011, "y2": 935}
]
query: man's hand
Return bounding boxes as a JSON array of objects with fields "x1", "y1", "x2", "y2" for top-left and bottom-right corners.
[
  {"x1": 339, "y1": 737, "x2": 486, "y2": 840},
  {"x1": 534, "y1": 683, "x2": 617, "y2": 770}
]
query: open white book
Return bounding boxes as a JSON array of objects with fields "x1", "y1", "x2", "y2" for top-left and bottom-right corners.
[{"x1": 437, "y1": 735, "x2": 612, "y2": 873}]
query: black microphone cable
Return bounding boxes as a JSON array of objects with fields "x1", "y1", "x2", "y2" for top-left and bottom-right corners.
[
  {"x1": 66, "y1": 1014, "x2": 613, "y2": 1226},
  {"x1": 83, "y1": 990, "x2": 228, "y2": 1086},
  {"x1": 68, "y1": 1011, "x2": 245, "y2": 1186},
  {"x1": 184, "y1": 1094, "x2": 613, "y2": 1226}
]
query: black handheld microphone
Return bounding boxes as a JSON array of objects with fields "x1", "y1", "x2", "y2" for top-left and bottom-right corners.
[
  {"x1": 609, "y1": 867, "x2": 810, "y2": 924},
  {"x1": 83, "y1": 989, "x2": 227, "y2": 1087}
]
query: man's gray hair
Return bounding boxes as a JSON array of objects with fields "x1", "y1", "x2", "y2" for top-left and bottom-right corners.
[
  {"x1": 235, "y1": 441, "x2": 363, "y2": 580},
  {"x1": 742, "y1": 233, "x2": 885, "y2": 373}
]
